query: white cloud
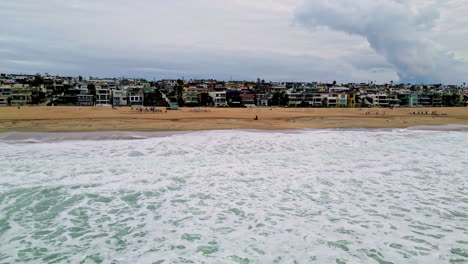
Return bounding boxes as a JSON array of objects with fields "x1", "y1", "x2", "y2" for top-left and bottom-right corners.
[{"x1": 295, "y1": 0, "x2": 468, "y2": 84}]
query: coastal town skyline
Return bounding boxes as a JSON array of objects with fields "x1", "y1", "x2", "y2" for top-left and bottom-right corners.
[{"x1": 1, "y1": 72, "x2": 467, "y2": 108}]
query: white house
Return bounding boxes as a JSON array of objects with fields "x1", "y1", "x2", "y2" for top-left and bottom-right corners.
[{"x1": 209, "y1": 91, "x2": 227, "y2": 107}]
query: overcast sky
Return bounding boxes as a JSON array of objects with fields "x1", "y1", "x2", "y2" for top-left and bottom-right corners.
[{"x1": 0, "y1": 0, "x2": 467, "y2": 83}]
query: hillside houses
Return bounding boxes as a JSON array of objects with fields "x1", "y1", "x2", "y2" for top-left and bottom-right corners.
[{"x1": 0, "y1": 73, "x2": 467, "y2": 108}]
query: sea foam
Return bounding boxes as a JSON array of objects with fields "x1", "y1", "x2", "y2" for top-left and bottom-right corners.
[{"x1": 0, "y1": 129, "x2": 467, "y2": 263}]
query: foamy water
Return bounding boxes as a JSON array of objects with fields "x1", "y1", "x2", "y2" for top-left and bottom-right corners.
[{"x1": 0, "y1": 129, "x2": 467, "y2": 263}]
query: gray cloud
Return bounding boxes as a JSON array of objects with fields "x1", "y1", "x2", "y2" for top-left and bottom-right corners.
[
  {"x1": 296, "y1": 0, "x2": 468, "y2": 84},
  {"x1": 0, "y1": 0, "x2": 466, "y2": 83}
]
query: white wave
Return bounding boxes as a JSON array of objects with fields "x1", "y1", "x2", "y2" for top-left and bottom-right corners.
[{"x1": 0, "y1": 130, "x2": 467, "y2": 263}]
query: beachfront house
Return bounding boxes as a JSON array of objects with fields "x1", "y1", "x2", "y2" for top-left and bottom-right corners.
[
  {"x1": 241, "y1": 94, "x2": 255, "y2": 107},
  {"x1": 287, "y1": 92, "x2": 303, "y2": 107},
  {"x1": 365, "y1": 94, "x2": 389, "y2": 107},
  {"x1": 96, "y1": 86, "x2": 111, "y2": 106},
  {"x1": 347, "y1": 93, "x2": 357, "y2": 107},
  {"x1": 182, "y1": 90, "x2": 199, "y2": 106},
  {"x1": 318, "y1": 93, "x2": 348, "y2": 107},
  {"x1": 419, "y1": 94, "x2": 432, "y2": 106},
  {"x1": 10, "y1": 85, "x2": 32, "y2": 105},
  {"x1": 57, "y1": 88, "x2": 82, "y2": 105},
  {"x1": 431, "y1": 94, "x2": 443, "y2": 106},
  {"x1": 128, "y1": 93, "x2": 143, "y2": 106},
  {"x1": 209, "y1": 91, "x2": 228, "y2": 107},
  {"x1": 309, "y1": 94, "x2": 324, "y2": 107},
  {"x1": 255, "y1": 93, "x2": 268, "y2": 106},
  {"x1": 0, "y1": 85, "x2": 12, "y2": 106},
  {"x1": 226, "y1": 91, "x2": 242, "y2": 107},
  {"x1": 112, "y1": 90, "x2": 128, "y2": 106}
]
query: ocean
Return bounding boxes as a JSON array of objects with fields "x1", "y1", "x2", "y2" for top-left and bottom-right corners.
[{"x1": 0, "y1": 127, "x2": 467, "y2": 264}]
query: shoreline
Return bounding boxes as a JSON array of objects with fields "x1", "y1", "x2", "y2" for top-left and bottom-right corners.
[
  {"x1": 0, "y1": 106, "x2": 467, "y2": 133},
  {"x1": 1, "y1": 125, "x2": 468, "y2": 143}
]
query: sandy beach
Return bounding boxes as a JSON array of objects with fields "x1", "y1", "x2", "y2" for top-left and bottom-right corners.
[{"x1": 0, "y1": 106, "x2": 467, "y2": 132}]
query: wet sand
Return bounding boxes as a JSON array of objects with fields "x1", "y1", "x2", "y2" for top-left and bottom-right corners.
[{"x1": 0, "y1": 106, "x2": 467, "y2": 132}]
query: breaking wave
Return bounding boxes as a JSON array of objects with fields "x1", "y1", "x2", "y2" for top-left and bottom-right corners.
[{"x1": 0, "y1": 129, "x2": 467, "y2": 263}]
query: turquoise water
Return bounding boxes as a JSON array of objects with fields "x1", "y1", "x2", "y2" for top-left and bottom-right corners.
[{"x1": 0, "y1": 129, "x2": 467, "y2": 263}]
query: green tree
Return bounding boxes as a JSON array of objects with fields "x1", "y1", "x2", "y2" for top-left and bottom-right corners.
[
  {"x1": 32, "y1": 73, "x2": 44, "y2": 87},
  {"x1": 31, "y1": 74, "x2": 43, "y2": 104},
  {"x1": 79, "y1": 76, "x2": 83, "y2": 82},
  {"x1": 31, "y1": 90, "x2": 40, "y2": 104},
  {"x1": 280, "y1": 92, "x2": 289, "y2": 106},
  {"x1": 271, "y1": 93, "x2": 280, "y2": 106},
  {"x1": 175, "y1": 79, "x2": 184, "y2": 106},
  {"x1": 87, "y1": 83, "x2": 96, "y2": 104},
  {"x1": 452, "y1": 93, "x2": 460, "y2": 106}
]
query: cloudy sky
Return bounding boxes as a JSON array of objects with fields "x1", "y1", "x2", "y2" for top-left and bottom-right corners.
[{"x1": 0, "y1": 0, "x2": 467, "y2": 83}]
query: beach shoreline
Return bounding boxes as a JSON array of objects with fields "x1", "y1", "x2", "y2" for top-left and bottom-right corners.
[{"x1": 0, "y1": 106, "x2": 467, "y2": 132}]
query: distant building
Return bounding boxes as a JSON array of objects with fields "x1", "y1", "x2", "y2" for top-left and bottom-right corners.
[
  {"x1": 209, "y1": 91, "x2": 227, "y2": 107},
  {"x1": 128, "y1": 89, "x2": 143, "y2": 106},
  {"x1": 96, "y1": 86, "x2": 111, "y2": 106},
  {"x1": 182, "y1": 90, "x2": 199, "y2": 106},
  {"x1": 256, "y1": 93, "x2": 268, "y2": 106},
  {"x1": 320, "y1": 93, "x2": 347, "y2": 107},
  {"x1": 241, "y1": 94, "x2": 255, "y2": 107},
  {"x1": 11, "y1": 85, "x2": 32, "y2": 105},
  {"x1": 366, "y1": 94, "x2": 389, "y2": 107},
  {"x1": 226, "y1": 91, "x2": 242, "y2": 107},
  {"x1": 112, "y1": 90, "x2": 128, "y2": 106},
  {"x1": 287, "y1": 92, "x2": 303, "y2": 107},
  {"x1": 347, "y1": 93, "x2": 357, "y2": 107},
  {"x1": 0, "y1": 85, "x2": 12, "y2": 106}
]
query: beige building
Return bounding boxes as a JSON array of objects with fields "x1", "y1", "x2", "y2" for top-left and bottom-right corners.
[
  {"x1": 0, "y1": 85, "x2": 12, "y2": 106},
  {"x1": 0, "y1": 84, "x2": 32, "y2": 105},
  {"x1": 11, "y1": 85, "x2": 33, "y2": 105}
]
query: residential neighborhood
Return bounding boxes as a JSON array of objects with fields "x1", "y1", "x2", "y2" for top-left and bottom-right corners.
[{"x1": 1, "y1": 73, "x2": 467, "y2": 108}]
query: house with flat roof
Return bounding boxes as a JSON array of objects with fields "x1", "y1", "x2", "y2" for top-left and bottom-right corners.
[
  {"x1": 255, "y1": 93, "x2": 268, "y2": 106},
  {"x1": 241, "y1": 94, "x2": 255, "y2": 107},
  {"x1": 0, "y1": 85, "x2": 12, "y2": 106},
  {"x1": 10, "y1": 85, "x2": 32, "y2": 105},
  {"x1": 209, "y1": 91, "x2": 227, "y2": 107},
  {"x1": 112, "y1": 90, "x2": 128, "y2": 106},
  {"x1": 96, "y1": 86, "x2": 111, "y2": 106}
]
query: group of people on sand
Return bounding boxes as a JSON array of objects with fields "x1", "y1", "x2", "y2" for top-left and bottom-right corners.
[
  {"x1": 364, "y1": 111, "x2": 385, "y2": 115},
  {"x1": 411, "y1": 111, "x2": 448, "y2": 116},
  {"x1": 131, "y1": 107, "x2": 166, "y2": 113}
]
